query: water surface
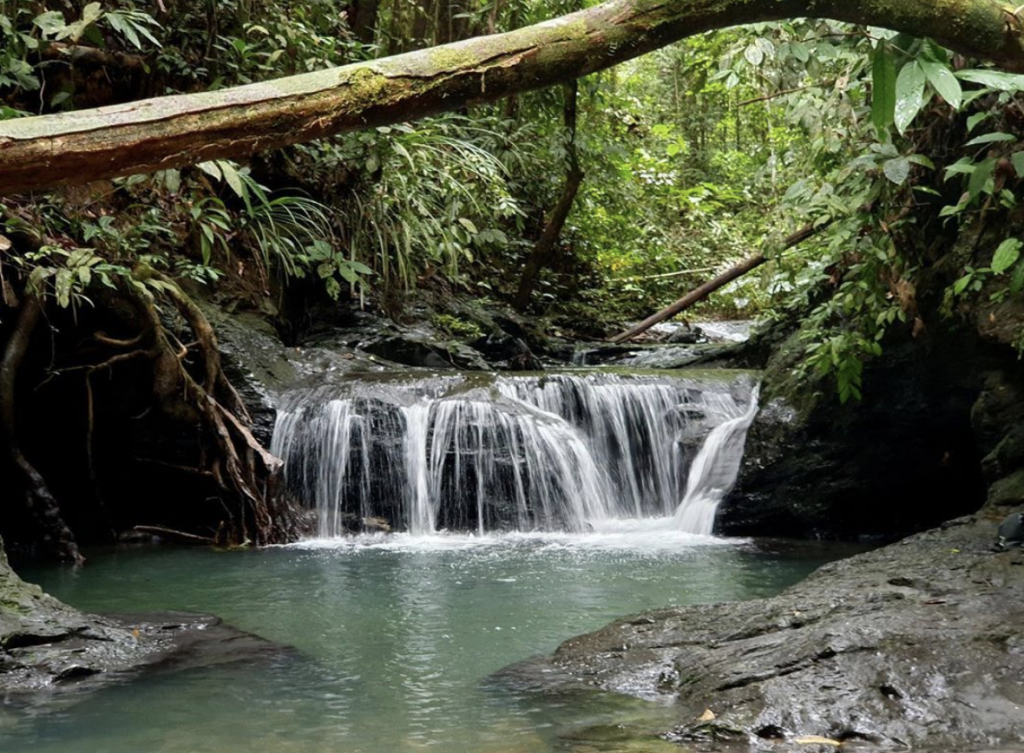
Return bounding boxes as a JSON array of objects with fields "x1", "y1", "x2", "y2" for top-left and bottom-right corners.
[{"x1": 8, "y1": 533, "x2": 853, "y2": 752}]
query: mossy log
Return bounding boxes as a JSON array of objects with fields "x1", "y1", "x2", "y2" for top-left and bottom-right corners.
[{"x1": 1, "y1": 0, "x2": 1023, "y2": 194}]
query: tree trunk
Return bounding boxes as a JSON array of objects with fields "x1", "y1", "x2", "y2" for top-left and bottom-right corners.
[
  {"x1": 514, "y1": 80, "x2": 582, "y2": 311},
  {"x1": 1, "y1": 0, "x2": 1022, "y2": 194},
  {"x1": 349, "y1": 0, "x2": 382, "y2": 44},
  {"x1": 608, "y1": 222, "x2": 824, "y2": 343}
]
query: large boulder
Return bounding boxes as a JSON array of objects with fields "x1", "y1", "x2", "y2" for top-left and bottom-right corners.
[
  {"x1": 505, "y1": 512, "x2": 1024, "y2": 750},
  {"x1": 717, "y1": 324, "x2": 992, "y2": 540}
]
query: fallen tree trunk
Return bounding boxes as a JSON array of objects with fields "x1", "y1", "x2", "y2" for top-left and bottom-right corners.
[
  {"x1": 608, "y1": 222, "x2": 824, "y2": 343},
  {"x1": 1, "y1": 0, "x2": 1023, "y2": 194}
]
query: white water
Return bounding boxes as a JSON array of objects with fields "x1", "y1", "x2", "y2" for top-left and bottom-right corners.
[
  {"x1": 674, "y1": 383, "x2": 761, "y2": 534},
  {"x1": 271, "y1": 372, "x2": 759, "y2": 537}
]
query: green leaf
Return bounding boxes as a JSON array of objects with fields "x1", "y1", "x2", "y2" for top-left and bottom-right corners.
[
  {"x1": 33, "y1": 11, "x2": 66, "y2": 36},
  {"x1": 894, "y1": 62, "x2": 927, "y2": 135},
  {"x1": 218, "y1": 160, "x2": 245, "y2": 199},
  {"x1": 59, "y1": 2, "x2": 103, "y2": 43},
  {"x1": 871, "y1": 41, "x2": 896, "y2": 133},
  {"x1": 965, "y1": 132, "x2": 1016, "y2": 146},
  {"x1": 457, "y1": 218, "x2": 478, "y2": 234},
  {"x1": 919, "y1": 59, "x2": 962, "y2": 110},
  {"x1": 348, "y1": 261, "x2": 374, "y2": 275},
  {"x1": 944, "y1": 157, "x2": 975, "y2": 178},
  {"x1": 953, "y1": 274, "x2": 972, "y2": 295},
  {"x1": 992, "y1": 238, "x2": 1022, "y2": 275},
  {"x1": 883, "y1": 157, "x2": 910, "y2": 185},
  {"x1": 1011, "y1": 263, "x2": 1024, "y2": 294},
  {"x1": 755, "y1": 38, "x2": 775, "y2": 59},
  {"x1": 968, "y1": 158, "x2": 996, "y2": 198},
  {"x1": 1012, "y1": 152, "x2": 1024, "y2": 178},
  {"x1": 743, "y1": 43, "x2": 763, "y2": 67},
  {"x1": 921, "y1": 39, "x2": 950, "y2": 66},
  {"x1": 197, "y1": 161, "x2": 222, "y2": 181},
  {"x1": 55, "y1": 268, "x2": 73, "y2": 308},
  {"x1": 967, "y1": 112, "x2": 991, "y2": 133},
  {"x1": 956, "y1": 69, "x2": 1024, "y2": 92}
]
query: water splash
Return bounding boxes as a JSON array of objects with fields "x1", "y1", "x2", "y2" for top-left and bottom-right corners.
[{"x1": 272, "y1": 372, "x2": 758, "y2": 536}]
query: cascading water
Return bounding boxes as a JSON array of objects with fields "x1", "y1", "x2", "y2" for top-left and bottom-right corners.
[
  {"x1": 673, "y1": 384, "x2": 760, "y2": 534},
  {"x1": 271, "y1": 372, "x2": 759, "y2": 537}
]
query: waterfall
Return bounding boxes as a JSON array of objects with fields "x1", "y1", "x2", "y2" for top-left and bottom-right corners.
[
  {"x1": 271, "y1": 372, "x2": 758, "y2": 537},
  {"x1": 672, "y1": 384, "x2": 760, "y2": 534}
]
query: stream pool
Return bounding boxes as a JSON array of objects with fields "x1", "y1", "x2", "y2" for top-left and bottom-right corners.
[{"x1": 5, "y1": 532, "x2": 855, "y2": 752}]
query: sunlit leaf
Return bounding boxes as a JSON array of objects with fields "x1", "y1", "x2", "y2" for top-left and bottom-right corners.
[
  {"x1": 956, "y1": 69, "x2": 1024, "y2": 92},
  {"x1": 920, "y1": 59, "x2": 962, "y2": 110},
  {"x1": 894, "y1": 61, "x2": 927, "y2": 135},
  {"x1": 883, "y1": 157, "x2": 910, "y2": 185}
]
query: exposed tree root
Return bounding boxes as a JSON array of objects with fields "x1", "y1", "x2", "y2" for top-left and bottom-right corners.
[
  {"x1": 107, "y1": 267, "x2": 298, "y2": 547},
  {"x1": 0, "y1": 295, "x2": 85, "y2": 565},
  {"x1": 0, "y1": 222, "x2": 301, "y2": 556}
]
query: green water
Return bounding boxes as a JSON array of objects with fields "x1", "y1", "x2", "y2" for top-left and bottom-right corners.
[{"x1": 5, "y1": 532, "x2": 851, "y2": 752}]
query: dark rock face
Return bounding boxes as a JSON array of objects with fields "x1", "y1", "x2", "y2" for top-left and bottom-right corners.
[
  {"x1": 469, "y1": 332, "x2": 542, "y2": 370},
  {"x1": 509, "y1": 513, "x2": 1024, "y2": 751},
  {"x1": 360, "y1": 334, "x2": 491, "y2": 370},
  {"x1": 0, "y1": 540, "x2": 285, "y2": 707},
  {"x1": 200, "y1": 305, "x2": 299, "y2": 446},
  {"x1": 718, "y1": 328, "x2": 992, "y2": 540}
]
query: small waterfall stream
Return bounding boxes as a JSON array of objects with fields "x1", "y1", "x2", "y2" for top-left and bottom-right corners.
[{"x1": 272, "y1": 371, "x2": 758, "y2": 537}]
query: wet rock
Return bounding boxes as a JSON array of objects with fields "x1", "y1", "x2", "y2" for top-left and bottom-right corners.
[
  {"x1": 666, "y1": 325, "x2": 703, "y2": 344},
  {"x1": 508, "y1": 514, "x2": 1024, "y2": 751},
  {"x1": 470, "y1": 332, "x2": 542, "y2": 370},
  {"x1": 310, "y1": 512, "x2": 393, "y2": 535},
  {"x1": 361, "y1": 334, "x2": 491, "y2": 370},
  {"x1": 198, "y1": 302, "x2": 299, "y2": 446},
  {"x1": 0, "y1": 537, "x2": 285, "y2": 708},
  {"x1": 718, "y1": 328, "x2": 989, "y2": 540},
  {"x1": 996, "y1": 512, "x2": 1024, "y2": 550},
  {"x1": 361, "y1": 516, "x2": 392, "y2": 533}
]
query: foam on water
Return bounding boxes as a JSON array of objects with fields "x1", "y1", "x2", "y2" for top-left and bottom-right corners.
[{"x1": 285, "y1": 525, "x2": 741, "y2": 555}]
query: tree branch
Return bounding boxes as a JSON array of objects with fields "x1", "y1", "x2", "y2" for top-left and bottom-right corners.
[{"x1": 608, "y1": 222, "x2": 827, "y2": 343}]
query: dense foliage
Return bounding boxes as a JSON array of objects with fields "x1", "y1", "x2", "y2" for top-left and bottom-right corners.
[{"x1": 2, "y1": 0, "x2": 1024, "y2": 402}]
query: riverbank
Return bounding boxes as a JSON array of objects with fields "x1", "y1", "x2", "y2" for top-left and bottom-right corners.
[
  {"x1": 501, "y1": 508, "x2": 1024, "y2": 750},
  {"x1": 0, "y1": 542, "x2": 285, "y2": 707}
]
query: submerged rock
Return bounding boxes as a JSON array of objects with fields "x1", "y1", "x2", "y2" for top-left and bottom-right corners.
[{"x1": 504, "y1": 512, "x2": 1024, "y2": 751}]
